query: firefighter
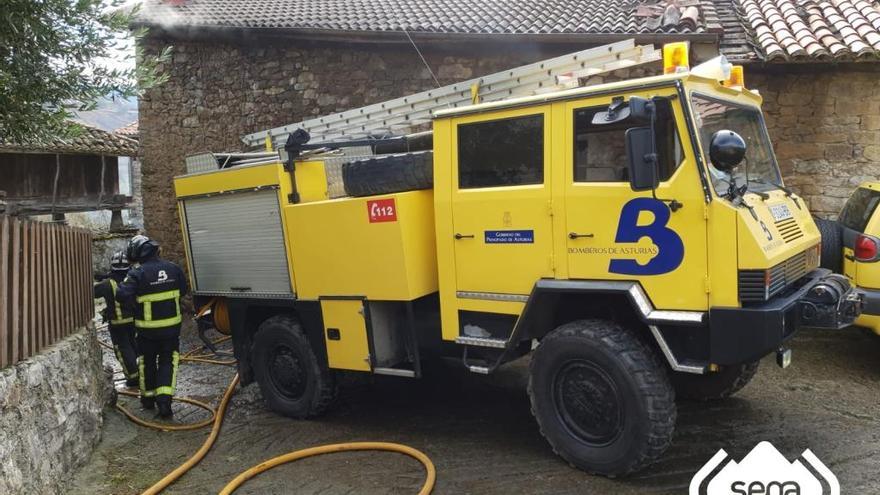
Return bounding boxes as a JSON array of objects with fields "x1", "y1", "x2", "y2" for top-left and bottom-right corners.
[
  {"x1": 93, "y1": 251, "x2": 139, "y2": 387},
  {"x1": 116, "y1": 235, "x2": 188, "y2": 418}
]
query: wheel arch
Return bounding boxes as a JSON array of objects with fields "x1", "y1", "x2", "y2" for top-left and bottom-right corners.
[
  {"x1": 513, "y1": 280, "x2": 707, "y2": 374},
  {"x1": 224, "y1": 297, "x2": 329, "y2": 385}
]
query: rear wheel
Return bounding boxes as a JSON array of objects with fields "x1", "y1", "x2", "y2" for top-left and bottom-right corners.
[
  {"x1": 528, "y1": 319, "x2": 676, "y2": 477},
  {"x1": 252, "y1": 315, "x2": 336, "y2": 418},
  {"x1": 671, "y1": 362, "x2": 759, "y2": 401}
]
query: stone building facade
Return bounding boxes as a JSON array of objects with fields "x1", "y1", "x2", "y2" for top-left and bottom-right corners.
[{"x1": 750, "y1": 68, "x2": 880, "y2": 218}]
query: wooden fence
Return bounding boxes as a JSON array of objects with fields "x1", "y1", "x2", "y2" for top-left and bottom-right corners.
[{"x1": 0, "y1": 216, "x2": 93, "y2": 369}]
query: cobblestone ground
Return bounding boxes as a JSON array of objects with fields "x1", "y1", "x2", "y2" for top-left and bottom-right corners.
[{"x1": 68, "y1": 323, "x2": 880, "y2": 494}]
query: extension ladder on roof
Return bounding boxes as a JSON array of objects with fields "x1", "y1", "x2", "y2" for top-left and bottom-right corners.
[{"x1": 241, "y1": 39, "x2": 660, "y2": 149}]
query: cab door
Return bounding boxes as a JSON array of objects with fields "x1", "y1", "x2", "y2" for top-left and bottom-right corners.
[
  {"x1": 450, "y1": 107, "x2": 554, "y2": 297},
  {"x1": 561, "y1": 91, "x2": 708, "y2": 311}
]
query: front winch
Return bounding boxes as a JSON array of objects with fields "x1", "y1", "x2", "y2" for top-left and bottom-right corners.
[{"x1": 798, "y1": 274, "x2": 863, "y2": 329}]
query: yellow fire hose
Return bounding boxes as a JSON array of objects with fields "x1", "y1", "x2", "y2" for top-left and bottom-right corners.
[
  {"x1": 219, "y1": 441, "x2": 436, "y2": 495},
  {"x1": 141, "y1": 373, "x2": 241, "y2": 495},
  {"x1": 116, "y1": 390, "x2": 216, "y2": 431},
  {"x1": 99, "y1": 335, "x2": 436, "y2": 494}
]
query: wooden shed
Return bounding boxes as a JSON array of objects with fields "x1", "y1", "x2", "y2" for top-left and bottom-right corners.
[{"x1": 0, "y1": 124, "x2": 138, "y2": 219}]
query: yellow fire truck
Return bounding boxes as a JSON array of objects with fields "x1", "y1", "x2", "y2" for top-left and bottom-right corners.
[{"x1": 174, "y1": 42, "x2": 861, "y2": 475}]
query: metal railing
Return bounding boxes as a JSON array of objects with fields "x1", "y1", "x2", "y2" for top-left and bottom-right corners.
[{"x1": 0, "y1": 216, "x2": 92, "y2": 368}]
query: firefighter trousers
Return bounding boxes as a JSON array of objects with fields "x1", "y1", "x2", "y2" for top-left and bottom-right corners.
[
  {"x1": 137, "y1": 335, "x2": 180, "y2": 405},
  {"x1": 108, "y1": 323, "x2": 139, "y2": 382}
]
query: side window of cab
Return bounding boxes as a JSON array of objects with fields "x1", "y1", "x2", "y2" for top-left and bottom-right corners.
[
  {"x1": 573, "y1": 99, "x2": 683, "y2": 183},
  {"x1": 457, "y1": 114, "x2": 544, "y2": 188}
]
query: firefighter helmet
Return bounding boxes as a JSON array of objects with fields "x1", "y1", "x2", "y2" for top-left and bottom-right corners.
[
  {"x1": 127, "y1": 235, "x2": 159, "y2": 262},
  {"x1": 110, "y1": 250, "x2": 130, "y2": 272}
]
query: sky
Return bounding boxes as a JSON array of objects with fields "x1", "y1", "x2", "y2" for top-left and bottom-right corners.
[{"x1": 96, "y1": 0, "x2": 140, "y2": 72}]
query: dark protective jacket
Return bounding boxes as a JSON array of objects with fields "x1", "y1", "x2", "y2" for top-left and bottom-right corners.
[
  {"x1": 93, "y1": 271, "x2": 134, "y2": 326},
  {"x1": 116, "y1": 256, "x2": 189, "y2": 339}
]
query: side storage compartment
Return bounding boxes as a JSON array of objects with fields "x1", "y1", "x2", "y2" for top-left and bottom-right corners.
[
  {"x1": 284, "y1": 189, "x2": 438, "y2": 301},
  {"x1": 179, "y1": 188, "x2": 294, "y2": 298},
  {"x1": 320, "y1": 299, "x2": 371, "y2": 372}
]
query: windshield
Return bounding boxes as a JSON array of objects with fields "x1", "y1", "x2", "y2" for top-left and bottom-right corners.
[{"x1": 692, "y1": 94, "x2": 782, "y2": 197}]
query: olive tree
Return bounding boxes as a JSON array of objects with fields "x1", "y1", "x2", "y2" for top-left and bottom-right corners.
[{"x1": 0, "y1": 0, "x2": 170, "y2": 142}]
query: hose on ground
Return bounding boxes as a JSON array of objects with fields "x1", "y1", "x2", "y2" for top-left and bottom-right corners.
[
  {"x1": 99, "y1": 335, "x2": 232, "y2": 431},
  {"x1": 141, "y1": 373, "x2": 241, "y2": 495},
  {"x1": 98, "y1": 329, "x2": 435, "y2": 494},
  {"x1": 116, "y1": 390, "x2": 216, "y2": 431},
  {"x1": 218, "y1": 441, "x2": 436, "y2": 495}
]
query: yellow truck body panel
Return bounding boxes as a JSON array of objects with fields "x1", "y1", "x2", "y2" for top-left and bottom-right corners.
[{"x1": 284, "y1": 190, "x2": 438, "y2": 301}]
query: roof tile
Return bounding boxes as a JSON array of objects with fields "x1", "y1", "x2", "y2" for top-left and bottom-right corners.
[
  {"x1": 135, "y1": 0, "x2": 709, "y2": 36},
  {"x1": 0, "y1": 124, "x2": 138, "y2": 156},
  {"x1": 736, "y1": 0, "x2": 880, "y2": 61}
]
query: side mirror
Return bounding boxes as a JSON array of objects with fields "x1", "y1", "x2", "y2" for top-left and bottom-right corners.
[
  {"x1": 709, "y1": 130, "x2": 746, "y2": 172},
  {"x1": 625, "y1": 127, "x2": 659, "y2": 191}
]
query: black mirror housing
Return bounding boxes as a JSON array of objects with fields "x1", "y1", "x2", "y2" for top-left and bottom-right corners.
[
  {"x1": 709, "y1": 130, "x2": 746, "y2": 172},
  {"x1": 625, "y1": 126, "x2": 659, "y2": 191},
  {"x1": 629, "y1": 96, "x2": 654, "y2": 123}
]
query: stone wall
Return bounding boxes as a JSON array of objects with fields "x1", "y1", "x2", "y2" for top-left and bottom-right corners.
[
  {"x1": 92, "y1": 231, "x2": 138, "y2": 274},
  {"x1": 139, "y1": 37, "x2": 576, "y2": 265},
  {"x1": 0, "y1": 328, "x2": 113, "y2": 494},
  {"x1": 750, "y1": 67, "x2": 880, "y2": 219}
]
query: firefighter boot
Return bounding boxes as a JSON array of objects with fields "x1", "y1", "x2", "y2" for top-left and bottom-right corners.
[
  {"x1": 141, "y1": 397, "x2": 155, "y2": 410},
  {"x1": 157, "y1": 396, "x2": 173, "y2": 419}
]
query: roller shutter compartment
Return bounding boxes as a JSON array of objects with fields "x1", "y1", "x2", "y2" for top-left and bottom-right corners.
[{"x1": 181, "y1": 189, "x2": 293, "y2": 297}]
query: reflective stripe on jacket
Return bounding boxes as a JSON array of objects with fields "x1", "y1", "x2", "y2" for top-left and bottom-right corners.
[
  {"x1": 108, "y1": 278, "x2": 135, "y2": 325},
  {"x1": 135, "y1": 289, "x2": 182, "y2": 329}
]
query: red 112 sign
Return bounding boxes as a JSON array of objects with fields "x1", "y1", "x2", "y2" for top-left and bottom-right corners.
[{"x1": 367, "y1": 198, "x2": 397, "y2": 223}]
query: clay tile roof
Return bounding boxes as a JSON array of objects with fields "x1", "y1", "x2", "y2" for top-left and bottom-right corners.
[
  {"x1": 736, "y1": 0, "x2": 880, "y2": 61},
  {"x1": 135, "y1": 0, "x2": 711, "y2": 37},
  {"x1": 0, "y1": 123, "x2": 138, "y2": 156},
  {"x1": 114, "y1": 121, "x2": 139, "y2": 138}
]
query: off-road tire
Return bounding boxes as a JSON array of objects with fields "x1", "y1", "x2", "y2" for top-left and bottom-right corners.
[
  {"x1": 252, "y1": 315, "x2": 336, "y2": 418},
  {"x1": 671, "y1": 361, "x2": 759, "y2": 402},
  {"x1": 528, "y1": 319, "x2": 676, "y2": 477},
  {"x1": 342, "y1": 151, "x2": 433, "y2": 197},
  {"x1": 815, "y1": 216, "x2": 842, "y2": 273}
]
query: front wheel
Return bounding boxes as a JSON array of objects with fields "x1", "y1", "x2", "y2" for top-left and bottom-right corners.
[
  {"x1": 252, "y1": 315, "x2": 336, "y2": 418},
  {"x1": 671, "y1": 362, "x2": 759, "y2": 401},
  {"x1": 528, "y1": 319, "x2": 676, "y2": 477}
]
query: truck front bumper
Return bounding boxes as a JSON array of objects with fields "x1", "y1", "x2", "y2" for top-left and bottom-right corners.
[{"x1": 707, "y1": 268, "x2": 863, "y2": 365}]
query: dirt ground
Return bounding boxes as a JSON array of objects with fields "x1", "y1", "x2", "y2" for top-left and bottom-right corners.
[{"x1": 67, "y1": 323, "x2": 880, "y2": 495}]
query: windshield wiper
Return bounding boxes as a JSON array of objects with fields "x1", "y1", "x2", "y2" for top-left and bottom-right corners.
[{"x1": 750, "y1": 178, "x2": 801, "y2": 209}]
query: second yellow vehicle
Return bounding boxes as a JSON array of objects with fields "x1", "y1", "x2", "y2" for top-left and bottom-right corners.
[
  {"x1": 816, "y1": 181, "x2": 880, "y2": 335},
  {"x1": 173, "y1": 43, "x2": 862, "y2": 476}
]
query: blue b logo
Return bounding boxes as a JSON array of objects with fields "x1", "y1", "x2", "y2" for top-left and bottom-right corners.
[{"x1": 609, "y1": 198, "x2": 684, "y2": 275}]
